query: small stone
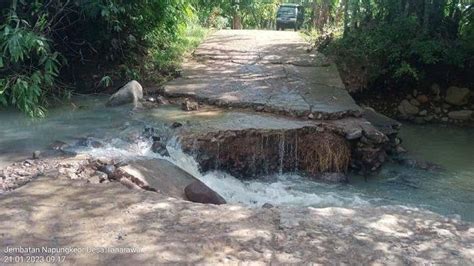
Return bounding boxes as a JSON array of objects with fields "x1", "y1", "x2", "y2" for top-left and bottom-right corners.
[
  {"x1": 445, "y1": 86, "x2": 471, "y2": 106},
  {"x1": 416, "y1": 94, "x2": 429, "y2": 104},
  {"x1": 49, "y1": 140, "x2": 68, "y2": 151},
  {"x1": 410, "y1": 99, "x2": 420, "y2": 107},
  {"x1": 441, "y1": 117, "x2": 449, "y2": 122},
  {"x1": 171, "y1": 122, "x2": 183, "y2": 128},
  {"x1": 93, "y1": 171, "x2": 108, "y2": 182},
  {"x1": 398, "y1": 100, "x2": 419, "y2": 115},
  {"x1": 307, "y1": 113, "x2": 314, "y2": 119},
  {"x1": 413, "y1": 89, "x2": 418, "y2": 97},
  {"x1": 151, "y1": 141, "x2": 169, "y2": 157},
  {"x1": 146, "y1": 97, "x2": 155, "y2": 102},
  {"x1": 434, "y1": 107, "x2": 441, "y2": 114},
  {"x1": 431, "y1": 83, "x2": 441, "y2": 96},
  {"x1": 418, "y1": 110, "x2": 428, "y2": 116},
  {"x1": 181, "y1": 98, "x2": 199, "y2": 111},
  {"x1": 262, "y1": 203, "x2": 274, "y2": 209},
  {"x1": 345, "y1": 129, "x2": 362, "y2": 140},
  {"x1": 448, "y1": 110, "x2": 473, "y2": 121},
  {"x1": 156, "y1": 95, "x2": 169, "y2": 105},
  {"x1": 395, "y1": 145, "x2": 407, "y2": 154},
  {"x1": 98, "y1": 164, "x2": 116, "y2": 178},
  {"x1": 424, "y1": 115, "x2": 434, "y2": 122},
  {"x1": 255, "y1": 105, "x2": 265, "y2": 112},
  {"x1": 32, "y1": 151, "x2": 41, "y2": 159},
  {"x1": 394, "y1": 137, "x2": 402, "y2": 145}
]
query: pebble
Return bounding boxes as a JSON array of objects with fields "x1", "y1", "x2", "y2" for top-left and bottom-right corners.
[
  {"x1": 33, "y1": 151, "x2": 41, "y2": 159},
  {"x1": 171, "y1": 122, "x2": 183, "y2": 128},
  {"x1": 345, "y1": 129, "x2": 362, "y2": 140},
  {"x1": 410, "y1": 99, "x2": 420, "y2": 107}
]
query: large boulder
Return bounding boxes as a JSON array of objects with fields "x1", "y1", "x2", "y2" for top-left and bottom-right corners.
[
  {"x1": 184, "y1": 180, "x2": 226, "y2": 205},
  {"x1": 398, "y1": 99, "x2": 419, "y2": 116},
  {"x1": 106, "y1": 80, "x2": 143, "y2": 107},
  {"x1": 118, "y1": 159, "x2": 198, "y2": 199},
  {"x1": 448, "y1": 110, "x2": 473, "y2": 121},
  {"x1": 445, "y1": 86, "x2": 471, "y2": 106}
]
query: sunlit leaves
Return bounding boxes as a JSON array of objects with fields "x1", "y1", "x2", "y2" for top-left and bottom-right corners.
[{"x1": 0, "y1": 9, "x2": 60, "y2": 117}]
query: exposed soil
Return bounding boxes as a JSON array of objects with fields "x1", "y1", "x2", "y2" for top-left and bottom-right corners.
[{"x1": 0, "y1": 175, "x2": 472, "y2": 264}]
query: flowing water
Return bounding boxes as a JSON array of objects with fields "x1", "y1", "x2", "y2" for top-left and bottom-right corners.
[{"x1": 1, "y1": 96, "x2": 473, "y2": 221}]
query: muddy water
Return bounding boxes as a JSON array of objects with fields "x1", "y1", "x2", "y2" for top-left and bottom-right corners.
[{"x1": 1, "y1": 97, "x2": 473, "y2": 221}]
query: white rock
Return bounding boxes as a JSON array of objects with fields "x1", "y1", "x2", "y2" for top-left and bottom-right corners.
[
  {"x1": 448, "y1": 110, "x2": 473, "y2": 121},
  {"x1": 106, "y1": 80, "x2": 143, "y2": 107},
  {"x1": 445, "y1": 86, "x2": 471, "y2": 106},
  {"x1": 398, "y1": 100, "x2": 419, "y2": 115}
]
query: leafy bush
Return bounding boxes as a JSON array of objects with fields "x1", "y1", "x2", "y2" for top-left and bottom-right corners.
[
  {"x1": 325, "y1": 15, "x2": 473, "y2": 89},
  {"x1": 0, "y1": 10, "x2": 61, "y2": 117},
  {"x1": 0, "y1": 0, "x2": 202, "y2": 116}
]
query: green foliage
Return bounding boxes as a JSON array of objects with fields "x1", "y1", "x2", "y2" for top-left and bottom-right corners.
[
  {"x1": 0, "y1": 10, "x2": 61, "y2": 117},
  {"x1": 145, "y1": 22, "x2": 208, "y2": 80},
  {"x1": 0, "y1": 0, "x2": 205, "y2": 116},
  {"x1": 323, "y1": 0, "x2": 473, "y2": 89}
]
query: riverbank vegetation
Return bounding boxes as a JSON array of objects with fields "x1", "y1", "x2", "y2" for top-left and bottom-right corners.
[
  {"x1": 0, "y1": 0, "x2": 208, "y2": 116},
  {"x1": 304, "y1": 0, "x2": 473, "y2": 93},
  {"x1": 1, "y1": 0, "x2": 472, "y2": 116}
]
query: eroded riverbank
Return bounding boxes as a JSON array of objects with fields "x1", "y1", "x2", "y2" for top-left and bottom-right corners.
[
  {"x1": 1, "y1": 95, "x2": 473, "y2": 263},
  {"x1": 0, "y1": 96, "x2": 473, "y2": 220}
]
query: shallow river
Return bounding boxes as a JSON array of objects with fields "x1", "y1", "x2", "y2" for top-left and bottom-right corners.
[{"x1": 1, "y1": 97, "x2": 473, "y2": 221}]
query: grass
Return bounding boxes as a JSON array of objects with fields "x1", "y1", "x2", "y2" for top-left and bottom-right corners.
[{"x1": 141, "y1": 24, "x2": 209, "y2": 84}]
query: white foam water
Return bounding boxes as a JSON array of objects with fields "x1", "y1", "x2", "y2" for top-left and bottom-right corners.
[
  {"x1": 165, "y1": 139, "x2": 371, "y2": 208},
  {"x1": 77, "y1": 137, "x2": 372, "y2": 208}
]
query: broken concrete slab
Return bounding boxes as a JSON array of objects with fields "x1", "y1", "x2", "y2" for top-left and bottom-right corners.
[{"x1": 163, "y1": 30, "x2": 361, "y2": 118}]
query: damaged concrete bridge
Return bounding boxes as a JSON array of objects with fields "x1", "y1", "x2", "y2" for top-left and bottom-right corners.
[{"x1": 163, "y1": 30, "x2": 400, "y2": 179}]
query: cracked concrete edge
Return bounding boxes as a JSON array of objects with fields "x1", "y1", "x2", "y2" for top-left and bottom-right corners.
[{"x1": 159, "y1": 90, "x2": 362, "y2": 120}]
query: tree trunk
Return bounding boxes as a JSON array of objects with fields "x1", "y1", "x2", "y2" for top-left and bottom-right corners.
[
  {"x1": 343, "y1": 0, "x2": 349, "y2": 37},
  {"x1": 312, "y1": 0, "x2": 320, "y2": 29},
  {"x1": 233, "y1": 14, "x2": 242, "y2": 30},
  {"x1": 423, "y1": 0, "x2": 431, "y2": 34}
]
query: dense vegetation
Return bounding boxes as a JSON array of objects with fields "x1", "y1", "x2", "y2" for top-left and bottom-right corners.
[
  {"x1": 1, "y1": 0, "x2": 472, "y2": 116},
  {"x1": 0, "y1": 0, "x2": 206, "y2": 116},
  {"x1": 306, "y1": 0, "x2": 473, "y2": 92}
]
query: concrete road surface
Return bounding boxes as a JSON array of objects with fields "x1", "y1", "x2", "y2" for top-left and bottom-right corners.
[{"x1": 164, "y1": 30, "x2": 360, "y2": 118}]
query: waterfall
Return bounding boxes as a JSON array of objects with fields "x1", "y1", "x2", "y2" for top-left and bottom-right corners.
[
  {"x1": 279, "y1": 132, "x2": 285, "y2": 175},
  {"x1": 215, "y1": 141, "x2": 220, "y2": 170},
  {"x1": 294, "y1": 132, "x2": 298, "y2": 173}
]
